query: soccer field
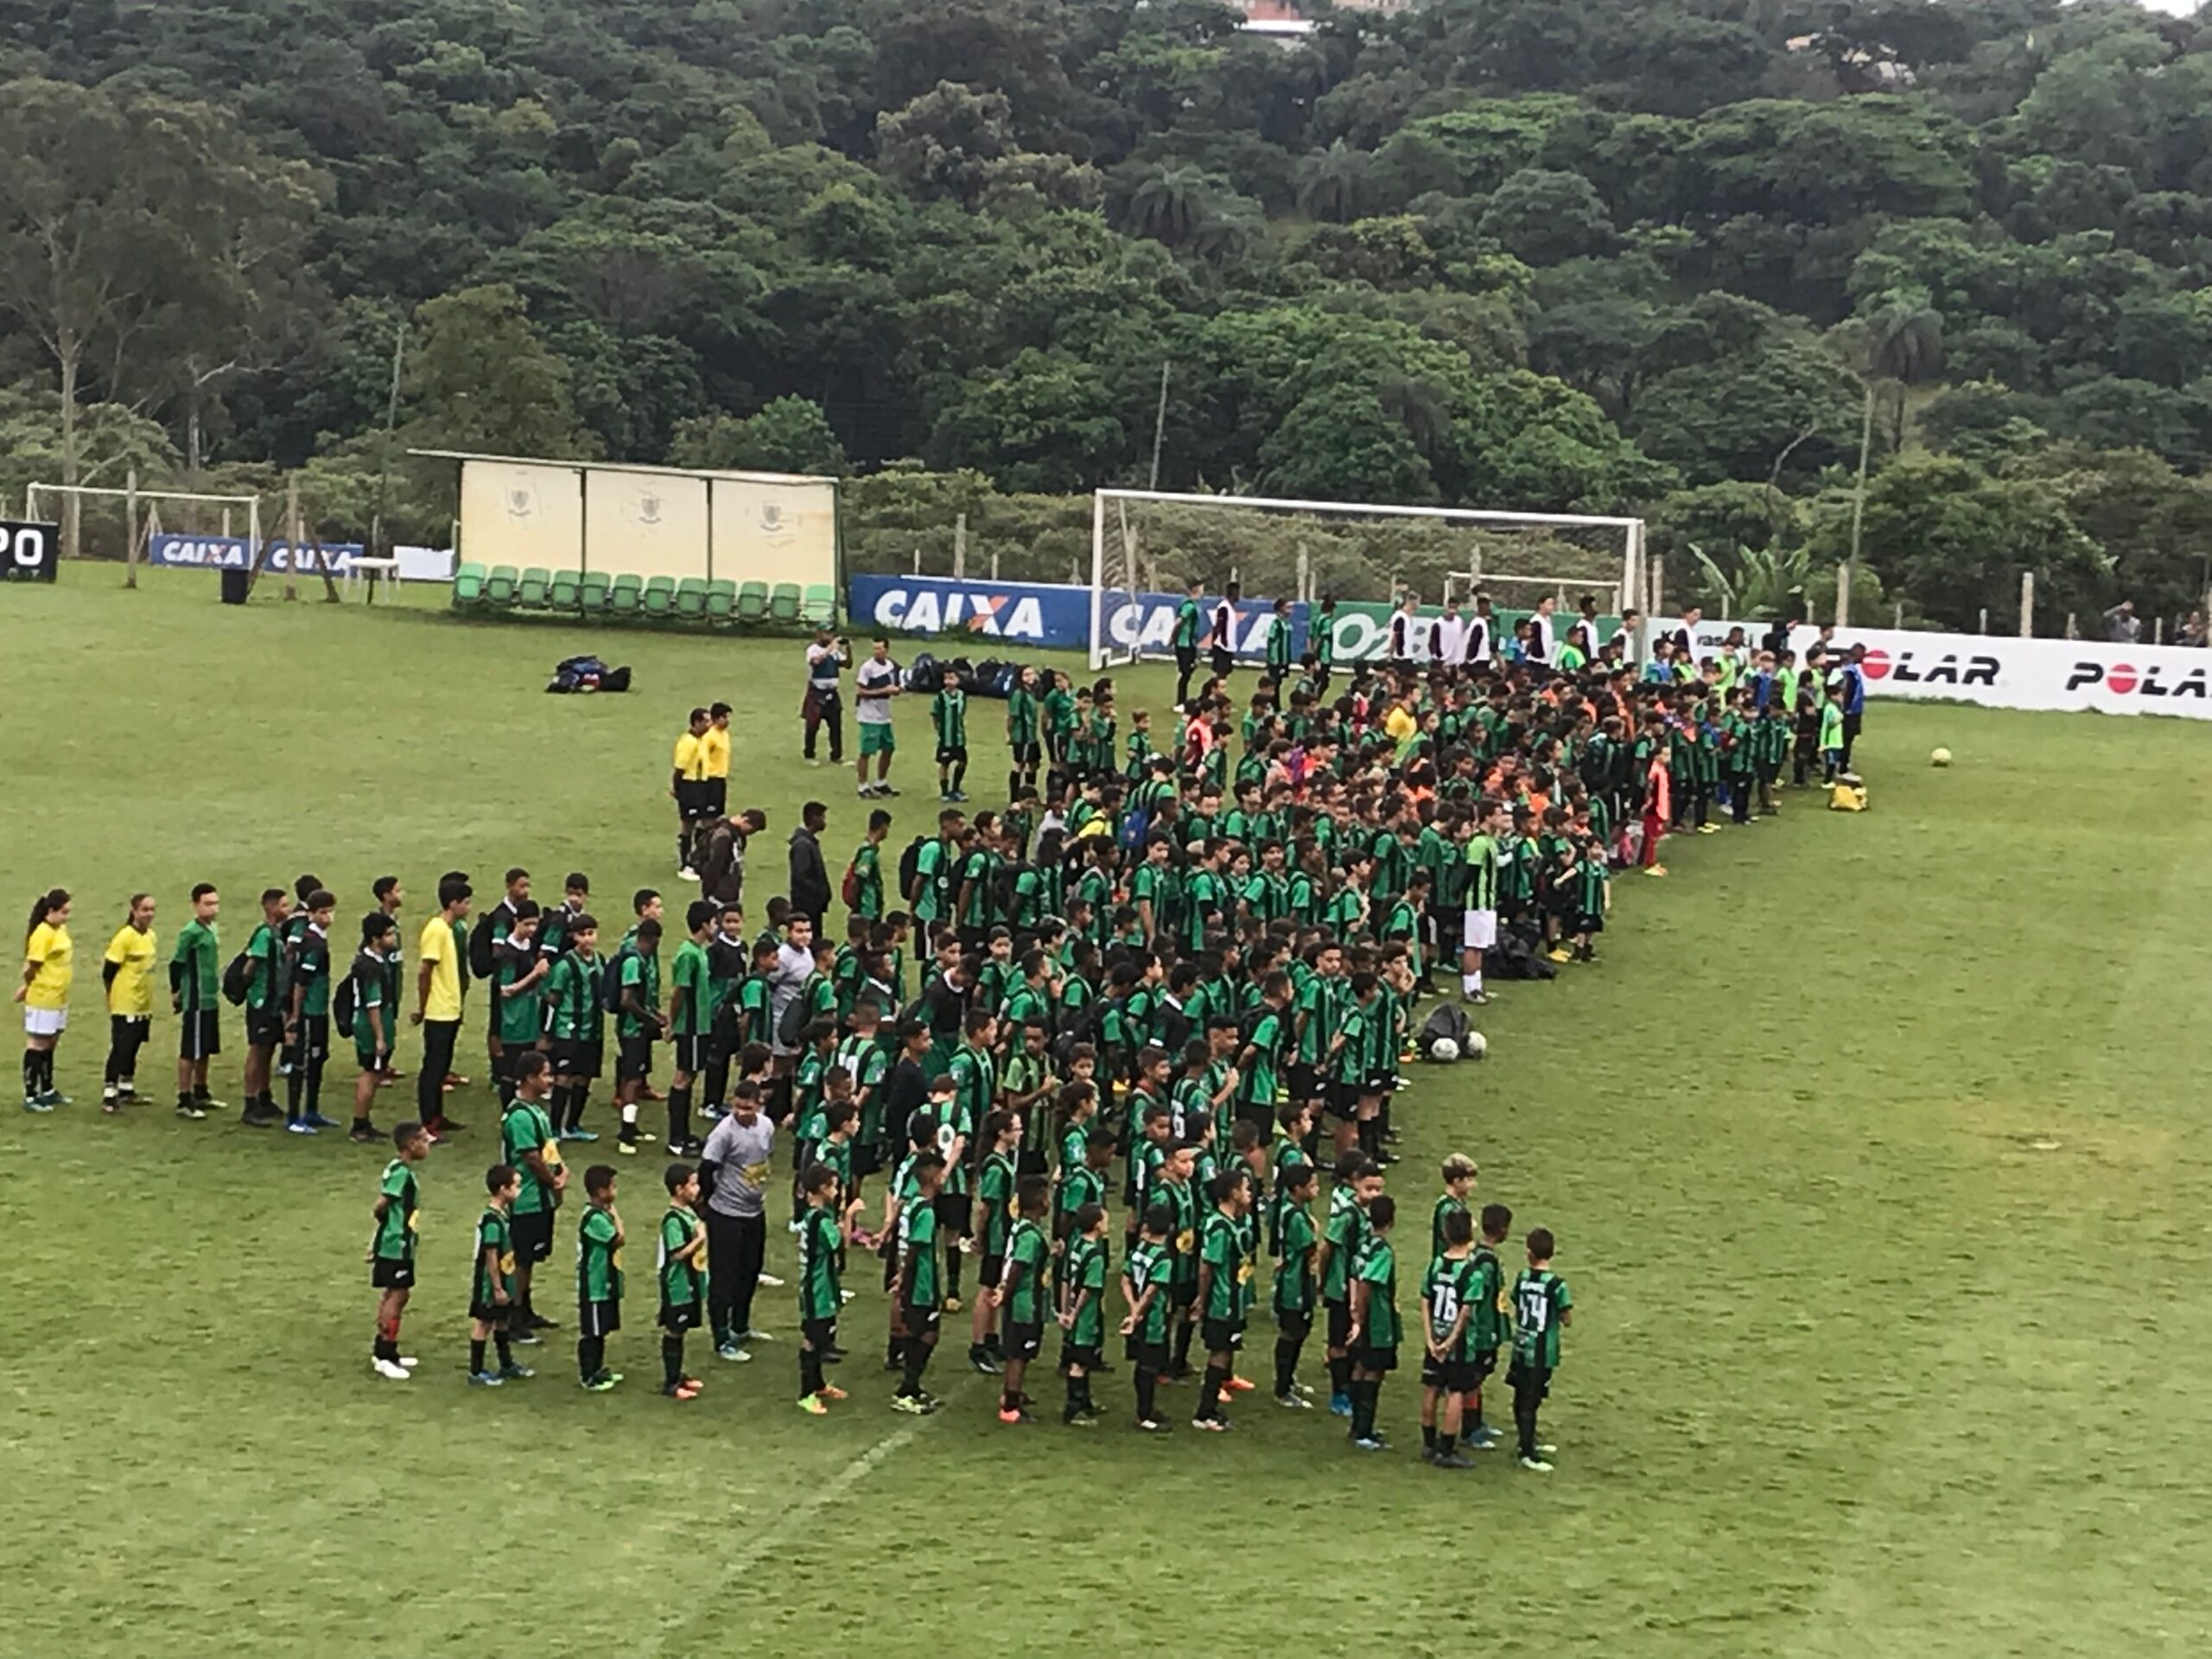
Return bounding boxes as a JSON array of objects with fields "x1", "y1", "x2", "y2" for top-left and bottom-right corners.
[{"x1": 3, "y1": 568, "x2": 2209, "y2": 1657}]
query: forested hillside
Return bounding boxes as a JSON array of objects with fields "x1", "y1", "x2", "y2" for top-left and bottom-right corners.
[{"x1": 4, "y1": 0, "x2": 2212, "y2": 627}]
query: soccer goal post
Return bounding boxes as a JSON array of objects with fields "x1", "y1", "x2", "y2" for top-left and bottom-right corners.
[{"x1": 1087, "y1": 488, "x2": 1645, "y2": 670}]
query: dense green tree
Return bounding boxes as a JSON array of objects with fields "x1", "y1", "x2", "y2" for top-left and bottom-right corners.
[{"x1": 670, "y1": 397, "x2": 849, "y2": 474}]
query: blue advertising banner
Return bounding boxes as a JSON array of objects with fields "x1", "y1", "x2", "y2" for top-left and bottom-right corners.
[
  {"x1": 849, "y1": 574, "x2": 1306, "y2": 659},
  {"x1": 149, "y1": 534, "x2": 366, "y2": 573}
]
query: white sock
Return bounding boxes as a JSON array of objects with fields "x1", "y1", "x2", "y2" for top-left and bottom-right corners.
[{"x1": 1461, "y1": 974, "x2": 1478, "y2": 995}]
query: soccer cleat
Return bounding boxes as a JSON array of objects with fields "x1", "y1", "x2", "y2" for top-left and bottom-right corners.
[
  {"x1": 798, "y1": 1394, "x2": 830, "y2": 1416},
  {"x1": 38, "y1": 1090, "x2": 71, "y2": 1107},
  {"x1": 891, "y1": 1394, "x2": 930, "y2": 1415},
  {"x1": 347, "y1": 1122, "x2": 379, "y2": 1142},
  {"x1": 1064, "y1": 1409, "x2": 1097, "y2": 1428},
  {"x1": 839, "y1": 1288, "x2": 855, "y2": 1304},
  {"x1": 1134, "y1": 1418, "x2": 1167, "y2": 1433},
  {"x1": 510, "y1": 1328, "x2": 542, "y2": 1346},
  {"x1": 716, "y1": 1343, "x2": 752, "y2": 1363},
  {"x1": 582, "y1": 1372, "x2": 622, "y2": 1392},
  {"x1": 1467, "y1": 1427, "x2": 1501, "y2": 1450},
  {"x1": 1190, "y1": 1416, "x2": 1230, "y2": 1433},
  {"x1": 1224, "y1": 1375, "x2": 1255, "y2": 1393},
  {"x1": 1433, "y1": 1451, "x2": 1475, "y2": 1470},
  {"x1": 287, "y1": 1119, "x2": 319, "y2": 1135},
  {"x1": 1533, "y1": 1442, "x2": 1557, "y2": 1454},
  {"x1": 878, "y1": 784, "x2": 899, "y2": 797},
  {"x1": 756, "y1": 1273, "x2": 785, "y2": 1288},
  {"x1": 942, "y1": 1296, "x2": 963, "y2": 1314},
  {"x1": 738, "y1": 1329, "x2": 775, "y2": 1344},
  {"x1": 969, "y1": 1348, "x2": 1002, "y2": 1375},
  {"x1": 1351, "y1": 1436, "x2": 1386, "y2": 1452},
  {"x1": 559, "y1": 1128, "x2": 599, "y2": 1143},
  {"x1": 372, "y1": 1357, "x2": 410, "y2": 1381},
  {"x1": 498, "y1": 1363, "x2": 535, "y2": 1381},
  {"x1": 616, "y1": 1140, "x2": 637, "y2": 1157},
  {"x1": 1518, "y1": 1455, "x2": 1554, "y2": 1473},
  {"x1": 664, "y1": 1382, "x2": 702, "y2": 1401},
  {"x1": 240, "y1": 1105, "x2": 276, "y2": 1129},
  {"x1": 467, "y1": 1370, "x2": 505, "y2": 1388},
  {"x1": 22, "y1": 1096, "x2": 53, "y2": 1114},
  {"x1": 397, "y1": 1357, "x2": 419, "y2": 1368},
  {"x1": 817, "y1": 1383, "x2": 848, "y2": 1402},
  {"x1": 1643, "y1": 865, "x2": 1668, "y2": 878},
  {"x1": 1274, "y1": 1393, "x2": 1313, "y2": 1410},
  {"x1": 1328, "y1": 1393, "x2": 1352, "y2": 1417},
  {"x1": 525, "y1": 1311, "x2": 557, "y2": 1330},
  {"x1": 677, "y1": 867, "x2": 699, "y2": 882},
  {"x1": 787, "y1": 1218, "x2": 804, "y2": 1234},
  {"x1": 305, "y1": 1111, "x2": 341, "y2": 1129},
  {"x1": 1547, "y1": 949, "x2": 1573, "y2": 963},
  {"x1": 997, "y1": 1407, "x2": 1029, "y2": 1425}
]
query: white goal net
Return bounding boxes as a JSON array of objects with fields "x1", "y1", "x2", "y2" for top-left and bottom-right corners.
[{"x1": 1087, "y1": 488, "x2": 1644, "y2": 670}]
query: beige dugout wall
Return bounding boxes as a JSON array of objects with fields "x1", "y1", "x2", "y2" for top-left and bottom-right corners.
[
  {"x1": 708, "y1": 474, "x2": 837, "y2": 587},
  {"x1": 582, "y1": 468, "x2": 710, "y2": 581},
  {"x1": 459, "y1": 460, "x2": 584, "y2": 569}
]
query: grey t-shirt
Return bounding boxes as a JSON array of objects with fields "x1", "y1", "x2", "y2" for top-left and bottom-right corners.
[
  {"x1": 702, "y1": 1111, "x2": 774, "y2": 1219},
  {"x1": 770, "y1": 941, "x2": 812, "y2": 1055}
]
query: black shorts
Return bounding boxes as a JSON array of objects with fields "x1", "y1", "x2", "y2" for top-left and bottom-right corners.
[
  {"x1": 371, "y1": 1256, "x2": 414, "y2": 1290},
  {"x1": 1328, "y1": 1079, "x2": 1365, "y2": 1117},
  {"x1": 1274, "y1": 1306, "x2": 1312, "y2": 1343},
  {"x1": 245, "y1": 1006, "x2": 286, "y2": 1048},
  {"x1": 658, "y1": 1300, "x2": 703, "y2": 1334},
  {"x1": 1473, "y1": 1348, "x2": 1499, "y2": 1385},
  {"x1": 1060, "y1": 1340, "x2": 1102, "y2": 1372},
  {"x1": 936, "y1": 744, "x2": 969, "y2": 766},
  {"x1": 469, "y1": 1301, "x2": 513, "y2": 1327},
  {"x1": 1353, "y1": 1344, "x2": 1398, "y2": 1374},
  {"x1": 933, "y1": 1192, "x2": 969, "y2": 1237},
  {"x1": 978, "y1": 1255, "x2": 1005, "y2": 1292},
  {"x1": 1010, "y1": 741, "x2": 1040, "y2": 766},
  {"x1": 551, "y1": 1039, "x2": 602, "y2": 1080},
  {"x1": 901, "y1": 1303, "x2": 941, "y2": 1335},
  {"x1": 1287, "y1": 1063, "x2": 1319, "y2": 1105},
  {"x1": 1170, "y1": 1279, "x2": 1196, "y2": 1311},
  {"x1": 703, "y1": 778, "x2": 728, "y2": 817},
  {"x1": 1325, "y1": 1300, "x2": 1352, "y2": 1349},
  {"x1": 1421, "y1": 1352, "x2": 1479, "y2": 1393},
  {"x1": 287, "y1": 1014, "x2": 330, "y2": 1067},
  {"x1": 580, "y1": 1298, "x2": 622, "y2": 1338},
  {"x1": 802, "y1": 1315, "x2": 838, "y2": 1353},
  {"x1": 1016, "y1": 1147, "x2": 1047, "y2": 1178},
  {"x1": 181, "y1": 1008, "x2": 221, "y2": 1061},
  {"x1": 1507, "y1": 1358, "x2": 1552, "y2": 1399},
  {"x1": 1200, "y1": 1317, "x2": 1244, "y2": 1354},
  {"x1": 677, "y1": 780, "x2": 714, "y2": 823},
  {"x1": 853, "y1": 1141, "x2": 882, "y2": 1179},
  {"x1": 1005, "y1": 1321, "x2": 1043, "y2": 1362},
  {"x1": 674, "y1": 1033, "x2": 710, "y2": 1075},
  {"x1": 1126, "y1": 1336, "x2": 1169, "y2": 1370},
  {"x1": 512, "y1": 1207, "x2": 555, "y2": 1265},
  {"x1": 616, "y1": 1034, "x2": 655, "y2": 1083},
  {"x1": 1577, "y1": 912, "x2": 1605, "y2": 937}
]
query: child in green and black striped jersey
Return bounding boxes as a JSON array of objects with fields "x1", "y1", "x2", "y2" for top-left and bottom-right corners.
[
  {"x1": 467, "y1": 1164, "x2": 529, "y2": 1388},
  {"x1": 1509, "y1": 1227, "x2": 1573, "y2": 1472}
]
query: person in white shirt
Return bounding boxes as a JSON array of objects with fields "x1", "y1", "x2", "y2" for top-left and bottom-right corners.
[
  {"x1": 1386, "y1": 593, "x2": 1421, "y2": 668},
  {"x1": 853, "y1": 637, "x2": 902, "y2": 799},
  {"x1": 1465, "y1": 594, "x2": 1496, "y2": 668},
  {"x1": 1429, "y1": 600, "x2": 1470, "y2": 671},
  {"x1": 802, "y1": 630, "x2": 850, "y2": 766},
  {"x1": 1207, "y1": 582, "x2": 1243, "y2": 681},
  {"x1": 1609, "y1": 607, "x2": 1644, "y2": 665},
  {"x1": 1567, "y1": 594, "x2": 1603, "y2": 662},
  {"x1": 1527, "y1": 594, "x2": 1557, "y2": 664}
]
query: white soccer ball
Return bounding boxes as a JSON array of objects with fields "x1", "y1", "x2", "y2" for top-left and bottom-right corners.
[
  {"x1": 1427, "y1": 1037, "x2": 1460, "y2": 1063},
  {"x1": 1929, "y1": 747, "x2": 1953, "y2": 767},
  {"x1": 1465, "y1": 1030, "x2": 1488, "y2": 1060}
]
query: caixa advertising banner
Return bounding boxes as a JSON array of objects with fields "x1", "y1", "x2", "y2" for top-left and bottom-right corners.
[{"x1": 1685, "y1": 620, "x2": 2210, "y2": 721}]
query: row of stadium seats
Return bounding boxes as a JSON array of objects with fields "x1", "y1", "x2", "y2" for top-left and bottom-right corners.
[{"x1": 450, "y1": 564, "x2": 836, "y2": 627}]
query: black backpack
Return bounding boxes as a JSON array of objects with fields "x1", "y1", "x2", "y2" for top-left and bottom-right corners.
[
  {"x1": 220, "y1": 947, "x2": 255, "y2": 1007},
  {"x1": 778, "y1": 971, "x2": 823, "y2": 1048},
  {"x1": 898, "y1": 835, "x2": 931, "y2": 905},
  {"x1": 332, "y1": 966, "x2": 358, "y2": 1034},
  {"x1": 468, "y1": 906, "x2": 503, "y2": 979},
  {"x1": 599, "y1": 945, "x2": 633, "y2": 1015}
]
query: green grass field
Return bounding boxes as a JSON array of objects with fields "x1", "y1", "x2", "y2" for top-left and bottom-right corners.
[{"x1": 4, "y1": 566, "x2": 2209, "y2": 1657}]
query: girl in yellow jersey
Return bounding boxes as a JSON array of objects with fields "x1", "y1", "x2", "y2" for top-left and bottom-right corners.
[
  {"x1": 17, "y1": 887, "x2": 73, "y2": 1112},
  {"x1": 101, "y1": 893, "x2": 159, "y2": 1111}
]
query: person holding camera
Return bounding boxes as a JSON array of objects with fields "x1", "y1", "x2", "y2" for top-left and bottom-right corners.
[{"x1": 802, "y1": 629, "x2": 851, "y2": 766}]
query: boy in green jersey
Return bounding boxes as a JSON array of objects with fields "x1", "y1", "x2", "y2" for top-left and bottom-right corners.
[
  {"x1": 931, "y1": 668, "x2": 970, "y2": 802},
  {"x1": 499, "y1": 1052, "x2": 566, "y2": 1336},
  {"x1": 1510, "y1": 1226, "x2": 1573, "y2": 1471},
  {"x1": 1431, "y1": 1153, "x2": 1477, "y2": 1259},
  {"x1": 1570, "y1": 836, "x2": 1610, "y2": 963},
  {"x1": 489, "y1": 901, "x2": 548, "y2": 1108},
  {"x1": 170, "y1": 881, "x2": 222, "y2": 1118},
  {"x1": 656, "y1": 1163, "x2": 708, "y2": 1402},
  {"x1": 1346, "y1": 1192, "x2": 1401, "y2": 1452},
  {"x1": 1058, "y1": 1199, "x2": 1110, "y2": 1425},
  {"x1": 790, "y1": 1019, "x2": 839, "y2": 1228},
  {"x1": 1192, "y1": 1169, "x2": 1254, "y2": 1432},
  {"x1": 796, "y1": 1161, "x2": 849, "y2": 1416},
  {"x1": 664, "y1": 901, "x2": 716, "y2": 1156},
  {"x1": 1006, "y1": 666, "x2": 1043, "y2": 797},
  {"x1": 1153, "y1": 1141, "x2": 1201, "y2": 1380},
  {"x1": 1819, "y1": 683, "x2": 1846, "y2": 782},
  {"x1": 1465, "y1": 1201, "x2": 1513, "y2": 1450},
  {"x1": 1319, "y1": 1155, "x2": 1383, "y2": 1416},
  {"x1": 996, "y1": 1176, "x2": 1052, "y2": 1424},
  {"x1": 576, "y1": 1165, "x2": 626, "y2": 1392},
  {"x1": 1271, "y1": 1160, "x2": 1319, "y2": 1408},
  {"x1": 281, "y1": 888, "x2": 338, "y2": 1132},
  {"x1": 369, "y1": 1121, "x2": 430, "y2": 1381},
  {"x1": 1418, "y1": 1206, "x2": 1478, "y2": 1467},
  {"x1": 543, "y1": 915, "x2": 606, "y2": 1141},
  {"x1": 347, "y1": 913, "x2": 397, "y2": 1141},
  {"x1": 614, "y1": 918, "x2": 667, "y2": 1156},
  {"x1": 894, "y1": 1151, "x2": 948, "y2": 1414},
  {"x1": 467, "y1": 1164, "x2": 530, "y2": 1387},
  {"x1": 1120, "y1": 1205, "x2": 1175, "y2": 1432},
  {"x1": 969, "y1": 1108, "x2": 1022, "y2": 1374}
]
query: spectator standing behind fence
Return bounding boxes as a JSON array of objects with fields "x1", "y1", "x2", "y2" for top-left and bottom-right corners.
[
  {"x1": 2183, "y1": 611, "x2": 2208, "y2": 649},
  {"x1": 803, "y1": 630, "x2": 849, "y2": 766},
  {"x1": 2103, "y1": 601, "x2": 2141, "y2": 645}
]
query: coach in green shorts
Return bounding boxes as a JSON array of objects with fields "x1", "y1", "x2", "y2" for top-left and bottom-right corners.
[{"x1": 854, "y1": 637, "x2": 902, "y2": 800}]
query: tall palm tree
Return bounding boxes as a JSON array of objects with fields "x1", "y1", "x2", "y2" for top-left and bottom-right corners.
[
  {"x1": 1128, "y1": 163, "x2": 1210, "y2": 248},
  {"x1": 1295, "y1": 139, "x2": 1369, "y2": 224},
  {"x1": 1865, "y1": 288, "x2": 1944, "y2": 453}
]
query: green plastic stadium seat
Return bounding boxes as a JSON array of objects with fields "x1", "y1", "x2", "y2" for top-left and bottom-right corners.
[
  {"x1": 768, "y1": 582, "x2": 802, "y2": 625},
  {"x1": 579, "y1": 571, "x2": 612, "y2": 612},
  {"x1": 705, "y1": 579, "x2": 738, "y2": 623},
  {"x1": 642, "y1": 575, "x2": 677, "y2": 618},
  {"x1": 549, "y1": 569, "x2": 582, "y2": 609},
  {"x1": 674, "y1": 576, "x2": 709, "y2": 620},
  {"x1": 800, "y1": 583, "x2": 837, "y2": 627},
  {"x1": 608, "y1": 574, "x2": 644, "y2": 615},
  {"x1": 452, "y1": 563, "x2": 486, "y2": 607},
  {"x1": 484, "y1": 565, "x2": 520, "y2": 607},
  {"x1": 736, "y1": 581, "x2": 770, "y2": 623},
  {"x1": 517, "y1": 566, "x2": 551, "y2": 608}
]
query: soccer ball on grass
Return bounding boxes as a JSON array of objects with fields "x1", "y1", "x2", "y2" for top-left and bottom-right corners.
[
  {"x1": 1427, "y1": 1038, "x2": 1460, "y2": 1063},
  {"x1": 1929, "y1": 747, "x2": 1953, "y2": 767},
  {"x1": 1464, "y1": 1030, "x2": 1488, "y2": 1060}
]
